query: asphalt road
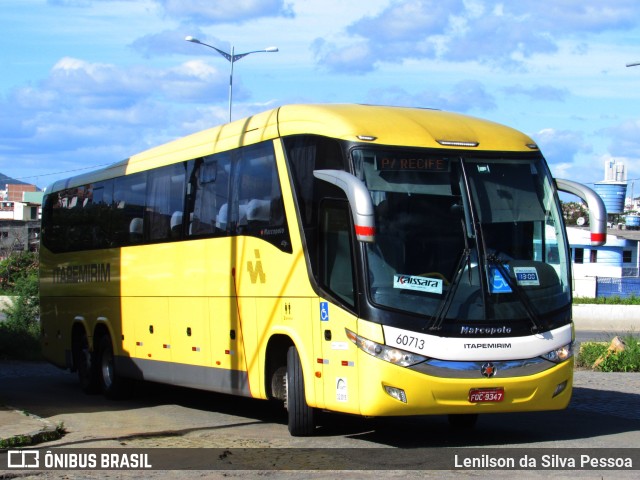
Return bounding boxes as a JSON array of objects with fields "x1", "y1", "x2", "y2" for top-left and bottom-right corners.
[
  {"x1": 1, "y1": 331, "x2": 638, "y2": 478},
  {"x1": 1, "y1": 356, "x2": 639, "y2": 479}
]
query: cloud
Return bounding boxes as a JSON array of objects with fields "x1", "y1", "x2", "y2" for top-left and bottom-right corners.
[
  {"x1": 532, "y1": 128, "x2": 597, "y2": 182},
  {"x1": 503, "y1": 84, "x2": 570, "y2": 102},
  {"x1": 43, "y1": 57, "x2": 228, "y2": 107},
  {"x1": 509, "y1": 0, "x2": 640, "y2": 33},
  {"x1": 311, "y1": 38, "x2": 376, "y2": 74},
  {"x1": 315, "y1": 0, "x2": 640, "y2": 73},
  {"x1": 603, "y1": 119, "x2": 640, "y2": 159},
  {"x1": 153, "y1": 0, "x2": 294, "y2": 24},
  {"x1": 47, "y1": 0, "x2": 93, "y2": 6},
  {"x1": 0, "y1": 57, "x2": 234, "y2": 180},
  {"x1": 364, "y1": 80, "x2": 496, "y2": 113},
  {"x1": 130, "y1": 29, "x2": 214, "y2": 58}
]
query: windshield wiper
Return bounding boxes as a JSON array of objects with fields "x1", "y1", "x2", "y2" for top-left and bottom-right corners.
[
  {"x1": 426, "y1": 212, "x2": 473, "y2": 331},
  {"x1": 459, "y1": 159, "x2": 489, "y2": 317},
  {"x1": 425, "y1": 247, "x2": 469, "y2": 332},
  {"x1": 486, "y1": 253, "x2": 544, "y2": 334}
]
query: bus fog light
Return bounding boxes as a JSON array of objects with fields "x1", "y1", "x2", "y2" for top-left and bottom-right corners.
[
  {"x1": 384, "y1": 385, "x2": 407, "y2": 403},
  {"x1": 552, "y1": 380, "x2": 568, "y2": 398}
]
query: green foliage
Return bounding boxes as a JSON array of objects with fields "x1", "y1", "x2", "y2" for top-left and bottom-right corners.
[
  {"x1": 573, "y1": 295, "x2": 640, "y2": 305},
  {"x1": 576, "y1": 336, "x2": 640, "y2": 372},
  {"x1": 0, "y1": 251, "x2": 38, "y2": 292},
  {"x1": 596, "y1": 336, "x2": 640, "y2": 372},
  {"x1": 576, "y1": 342, "x2": 607, "y2": 368},
  {"x1": 0, "y1": 253, "x2": 41, "y2": 360}
]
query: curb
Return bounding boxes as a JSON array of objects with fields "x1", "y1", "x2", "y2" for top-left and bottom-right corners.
[{"x1": 0, "y1": 407, "x2": 64, "y2": 448}]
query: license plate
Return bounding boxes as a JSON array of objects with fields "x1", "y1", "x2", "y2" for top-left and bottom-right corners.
[{"x1": 469, "y1": 388, "x2": 504, "y2": 403}]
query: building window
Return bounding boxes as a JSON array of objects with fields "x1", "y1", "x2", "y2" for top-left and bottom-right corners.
[
  {"x1": 574, "y1": 248, "x2": 584, "y2": 264},
  {"x1": 590, "y1": 250, "x2": 598, "y2": 263},
  {"x1": 623, "y1": 250, "x2": 632, "y2": 263}
]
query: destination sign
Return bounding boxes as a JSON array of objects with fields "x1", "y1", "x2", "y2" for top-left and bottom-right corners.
[{"x1": 378, "y1": 155, "x2": 450, "y2": 172}]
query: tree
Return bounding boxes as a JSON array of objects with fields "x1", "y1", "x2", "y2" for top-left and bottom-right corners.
[
  {"x1": 560, "y1": 200, "x2": 588, "y2": 226},
  {"x1": 0, "y1": 251, "x2": 38, "y2": 292},
  {"x1": 0, "y1": 252, "x2": 40, "y2": 359}
]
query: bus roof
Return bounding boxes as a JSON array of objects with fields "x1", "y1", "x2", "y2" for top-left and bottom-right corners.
[{"x1": 46, "y1": 104, "x2": 538, "y2": 193}]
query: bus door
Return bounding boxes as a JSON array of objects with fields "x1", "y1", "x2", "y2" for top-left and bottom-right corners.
[{"x1": 316, "y1": 200, "x2": 360, "y2": 413}]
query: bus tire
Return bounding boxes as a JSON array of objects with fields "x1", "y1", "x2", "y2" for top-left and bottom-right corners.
[
  {"x1": 73, "y1": 330, "x2": 99, "y2": 394},
  {"x1": 286, "y1": 346, "x2": 315, "y2": 436},
  {"x1": 97, "y1": 335, "x2": 131, "y2": 400},
  {"x1": 448, "y1": 413, "x2": 478, "y2": 429}
]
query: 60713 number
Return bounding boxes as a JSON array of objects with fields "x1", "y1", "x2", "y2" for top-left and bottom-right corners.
[{"x1": 395, "y1": 334, "x2": 425, "y2": 350}]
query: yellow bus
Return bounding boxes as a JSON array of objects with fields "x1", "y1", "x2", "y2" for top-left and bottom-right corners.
[{"x1": 40, "y1": 104, "x2": 606, "y2": 435}]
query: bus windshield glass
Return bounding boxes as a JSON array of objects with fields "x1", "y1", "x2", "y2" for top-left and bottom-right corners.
[{"x1": 353, "y1": 148, "x2": 571, "y2": 326}]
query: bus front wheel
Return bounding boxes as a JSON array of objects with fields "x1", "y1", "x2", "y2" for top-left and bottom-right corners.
[{"x1": 286, "y1": 346, "x2": 315, "y2": 436}]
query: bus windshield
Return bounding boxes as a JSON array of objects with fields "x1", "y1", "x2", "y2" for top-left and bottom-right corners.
[{"x1": 353, "y1": 149, "x2": 571, "y2": 327}]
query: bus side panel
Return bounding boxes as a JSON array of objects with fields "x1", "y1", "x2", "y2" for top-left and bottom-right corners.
[
  {"x1": 40, "y1": 296, "x2": 122, "y2": 369},
  {"x1": 168, "y1": 298, "x2": 211, "y2": 367},
  {"x1": 124, "y1": 297, "x2": 171, "y2": 362},
  {"x1": 316, "y1": 299, "x2": 361, "y2": 414},
  {"x1": 254, "y1": 297, "x2": 315, "y2": 402},
  {"x1": 225, "y1": 295, "x2": 255, "y2": 395},
  {"x1": 39, "y1": 296, "x2": 69, "y2": 369},
  {"x1": 39, "y1": 247, "x2": 121, "y2": 368}
]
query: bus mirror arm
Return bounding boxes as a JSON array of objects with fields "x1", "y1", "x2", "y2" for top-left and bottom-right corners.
[
  {"x1": 555, "y1": 178, "x2": 607, "y2": 246},
  {"x1": 313, "y1": 169, "x2": 376, "y2": 242}
]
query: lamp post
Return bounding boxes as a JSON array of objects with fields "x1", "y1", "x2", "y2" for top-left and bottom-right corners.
[
  {"x1": 185, "y1": 36, "x2": 278, "y2": 122},
  {"x1": 627, "y1": 62, "x2": 640, "y2": 67}
]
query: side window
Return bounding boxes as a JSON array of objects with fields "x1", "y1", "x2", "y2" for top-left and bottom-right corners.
[
  {"x1": 189, "y1": 152, "x2": 231, "y2": 237},
  {"x1": 284, "y1": 135, "x2": 345, "y2": 229},
  {"x1": 146, "y1": 163, "x2": 187, "y2": 241},
  {"x1": 232, "y1": 142, "x2": 291, "y2": 252},
  {"x1": 63, "y1": 186, "x2": 88, "y2": 251},
  {"x1": 319, "y1": 200, "x2": 356, "y2": 307},
  {"x1": 42, "y1": 143, "x2": 292, "y2": 252},
  {"x1": 42, "y1": 192, "x2": 62, "y2": 252},
  {"x1": 86, "y1": 180, "x2": 113, "y2": 249},
  {"x1": 113, "y1": 172, "x2": 147, "y2": 246}
]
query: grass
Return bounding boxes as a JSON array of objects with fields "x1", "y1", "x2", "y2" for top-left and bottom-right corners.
[
  {"x1": 0, "y1": 322, "x2": 42, "y2": 361},
  {"x1": 574, "y1": 295, "x2": 640, "y2": 305},
  {"x1": 576, "y1": 335, "x2": 640, "y2": 372},
  {"x1": 0, "y1": 421, "x2": 66, "y2": 448}
]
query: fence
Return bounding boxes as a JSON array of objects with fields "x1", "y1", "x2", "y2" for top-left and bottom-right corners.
[{"x1": 596, "y1": 276, "x2": 640, "y2": 299}]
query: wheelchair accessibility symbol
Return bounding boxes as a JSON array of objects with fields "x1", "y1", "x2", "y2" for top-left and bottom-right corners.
[
  {"x1": 320, "y1": 301, "x2": 329, "y2": 321},
  {"x1": 489, "y1": 266, "x2": 512, "y2": 294}
]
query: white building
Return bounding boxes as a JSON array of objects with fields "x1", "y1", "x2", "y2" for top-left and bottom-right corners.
[{"x1": 568, "y1": 226, "x2": 640, "y2": 297}]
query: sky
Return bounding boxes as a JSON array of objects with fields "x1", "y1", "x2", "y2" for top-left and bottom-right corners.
[{"x1": 2, "y1": 0, "x2": 640, "y2": 193}]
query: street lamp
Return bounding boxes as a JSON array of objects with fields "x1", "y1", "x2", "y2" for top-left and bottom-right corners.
[
  {"x1": 185, "y1": 36, "x2": 278, "y2": 122},
  {"x1": 627, "y1": 62, "x2": 640, "y2": 67}
]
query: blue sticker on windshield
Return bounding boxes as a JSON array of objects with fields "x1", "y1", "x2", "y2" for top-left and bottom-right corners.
[{"x1": 489, "y1": 266, "x2": 512, "y2": 293}]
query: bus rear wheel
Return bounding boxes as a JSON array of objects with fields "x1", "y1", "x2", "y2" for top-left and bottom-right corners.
[
  {"x1": 286, "y1": 346, "x2": 315, "y2": 436},
  {"x1": 97, "y1": 335, "x2": 131, "y2": 399}
]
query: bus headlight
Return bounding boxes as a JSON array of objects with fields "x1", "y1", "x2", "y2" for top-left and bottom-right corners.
[
  {"x1": 541, "y1": 342, "x2": 573, "y2": 363},
  {"x1": 345, "y1": 329, "x2": 427, "y2": 367}
]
